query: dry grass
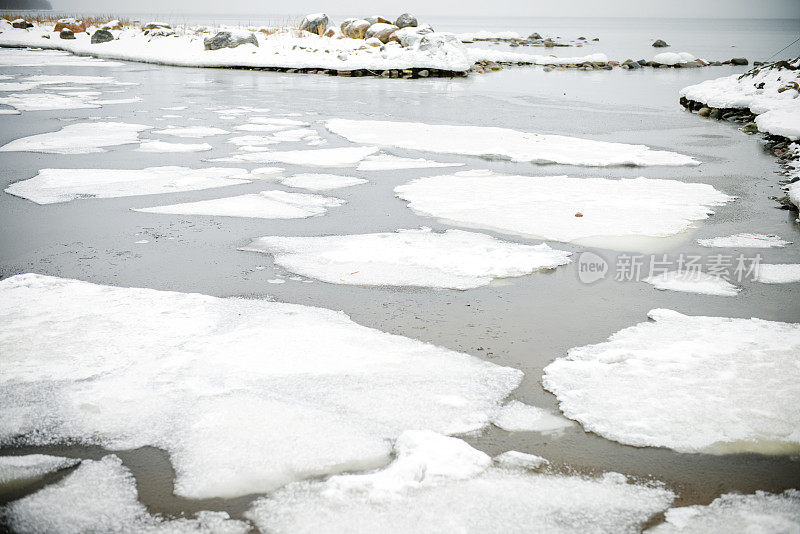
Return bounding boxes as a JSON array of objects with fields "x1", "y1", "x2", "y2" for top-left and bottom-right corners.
[{"x1": 1, "y1": 13, "x2": 133, "y2": 27}]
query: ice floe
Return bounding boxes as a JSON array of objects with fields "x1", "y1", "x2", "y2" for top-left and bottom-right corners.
[
  {"x1": 644, "y1": 271, "x2": 741, "y2": 296},
  {"x1": 491, "y1": 400, "x2": 573, "y2": 433},
  {"x1": 0, "y1": 122, "x2": 150, "y2": 154},
  {"x1": 0, "y1": 92, "x2": 101, "y2": 111},
  {"x1": 394, "y1": 171, "x2": 733, "y2": 245},
  {"x1": 697, "y1": 233, "x2": 790, "y2": 248},
  {"x1": 241, "y1": 228, "x2": 571, "y2": 289},
  {"x1": 0, "y1": 455, "x2": 79, "y2": 485},
  {"x1": 543, "y1": 309, "x2": 800, "y2": 453},
  {"x1": 136, "y1": 140, "x2": 213, "y2": 152},
  {"x1": 227, "y1": 135, "x2": 280, "y2": 146},
  {"x1": 4, "y1": 455, "x2": 250, "y2": 534},
  {"x1": 153, "y1": 126, "x2": 229, "y2": 138},
  {"x1": 493, "y1": 451, "x2": 549, "y2": 470},
  {"x1": 0, "y1": 274, "x2": 522, "y2": 498},
  {"x1": 0, "y1": 47, "x2": 122, "y2": 68},
  {"x1": 229, "y1": 146, "x2": 379, "y2": 166},
  {"x1": 136, "y1": 190, "x2": 344, "y2": 219},
  {"x1": 327, "y1": 119, "x2": 700, "y2": 167},
  {"x1": 648, "y1": 489, "x2": 800, "y2": 533},
  {"x1": 6, "y1": 166, "x2": 253, "y2": 204},
  {"x1": 245, "y1": 431, "x2": 675, "y2": 533},
  {"x1": 279, "y1": 173, "x2": 367, "y2": 191},
  {"x1": 357, "y1": 153, "x2": 464, "y2": 171},
  {"x1": 755, "y1": 264, "x2": 800, "y2": 284}
]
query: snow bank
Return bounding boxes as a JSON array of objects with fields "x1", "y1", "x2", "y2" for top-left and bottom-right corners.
[
  {"x1": 279, "y1": 173, "x2": 367, "y2": 191},
  {"x1": 0, "y1": 122, "x2": 150, "y2": 154},
  {"x1": 543, "y1": 309, "x2": 800, "y2": 453},
  {"x1": 755, "y1": 264, "x2": 800, "y2": 284},
  {"x1": 357, "y1": 153, "x2": 463, "y2": 171},
  {"x1": 0, "y1": 455, "x2": 79, "y2": 485},
  {"x1": 5, "y1": 455, "x2": 250, "y2": 533},
  {"x1": 644, "y1": 271, "x2": 740, "y2": 296},
  {"x1": 227, "y1": 145, "x2": 379, "y2": 166},
  {"x1": 0, "y1": 274, "x2": 523, "y2": 498},
  {"x1": 246, "y1": 431, "x2": 675, "y2": 533},
  {"x1": 395, "y1": 171, "x2": 733, "y2": 244},
  {"x1": 697, "y1": 233, "x2": 790, "y2": 248},
  {"x1": 491, "y1": 400, "x2": 573, "y2": 433},
  {"x1": 136, "y1": 140, "x2": 213, "y2": 152},
  {"x1": 327, "y1": 119, "x2": 699, "y2": 167},
  {"x1": 136, "y1": 190, "x2": 345, "y2": 219},
  {"x1": 6, "y1": 166, "x2": 254, "y2": 204},
  {"x1": 241, "y1": 227, "x2": 571, "y2": 289}
]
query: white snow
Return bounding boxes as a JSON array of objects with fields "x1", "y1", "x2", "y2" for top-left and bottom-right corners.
[
  {"x1": 543, "y1": 309, "x2": 800, "y2": 453},
  {"x1": 0, "y1": 92, "x2": 101, "y2": 111},
  {"x1": 0, "y1": 274, "x2": 522, "y2": 498},
  {"x1": 279, "y1": 173, "x2": 367, "y2": 191},
  {"x1": 153, "y1": 126, "x2": 229, "y2": 138},
  {"x1": 653, "y1": 52, "x2": 696, "y2": 66},
  {"x1": 649, "y1": 490, "x2": 800, "y2": 533},
  {"x1": 327, "y1": 119, "x2": 699, "y2": 167},
  {"x1": 241, "y1": 227, "x2": 571, "y2": 289},
  {"x1": 246, "y1": 431, "x2": 675, "y2": 533},
  {"x1": 136, "y1": 140, "x2": 213, "y2": 152},
  {"x1": 697, "y1": 233, "x2": 790, "y2": 248},
  {"x1": 644, "y1": 271, "x2": 741, "y2": 296},
  {"x1": 0, "y1": 455, "x2": 79, "y2": 485},
  {"x1": 135, "y1": 190, "x2": 345, "y2": 219},
  {"x1": 755, "y1": 264, "x2": 800, "y2": 284},
  {"x1": 756, "y1": 108, "x2": 800, "y2": 141},
  {"x1": 493, "y1": 451, "x2": 549, "y2": 470},
  {"x1": 491, "y1": 400, "x2": 573, "y2": 434},
  {"x1": 4, "y1": 455, "x2": 250, "y2": 534},
  {"x1": 0, "y1": 122, "x2": 150, "y2": 154},
  {"x1": 229, "y1": 146, "x2": 379, "y2": 166},
  {"x1": 6, "y1": 166, "x2": 254, "y2": 204},
  {"x1": 357, "y1": 153, "x2": 464, "y2": 171},
  {"x1": 395, "y1": 171, "x2": 733, "y2": 245}
]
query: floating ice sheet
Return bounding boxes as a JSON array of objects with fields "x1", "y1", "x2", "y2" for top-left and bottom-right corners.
[
  {"x1": 0, "y1": 274, "x2": 522, "y2": 498},
  {"x1": 543, "y1": 309, "x2": 800, "y2": 453},
  {"x1": 491, "y1": 400, "x2": 573, "y2": 433},
  {"x1": 357, "y1": 153, "x2": 464, "y2": 171},
  {"x1": 153, "y1": 126, "x2": 229, "y2": 138},
  {"x1": 241, "y1": 228, "x2": 571, "y2": 289},
  {"x1": 697, "y1": 233, "x2": 790, "y2": 248},
  {"x1": 6, "y1": 166, "x2": 253, "y2": 204},
  {"x1": 0, "y1": 92, "x2": 101, "y2": 111},
  {"x1": 327, "y1": 119, "x2": 699, "y2": 167},
  {"x1": 0, "y1": 455, "x2": 79, "y2": 485},
  {"x1": 0, "y1": 122, "x2": 150, "y2": 154},
  {"x1": 0, "y1": 48, "x2": 122, "y2": 67},
  {"x1": 279, "y1": 173, "x2": 367, "y2": 191},
  {"x1": 136, "y1": 140, "x2": 213, "y2": 153},
  {"x1": 755, "y1": 264, "x2": 800, "y2": 284},
  {"x1": 229, "y1": 146, "x2": 379, "y2": 167},
  {"x1": 394, "y1": 171, "x2": 733, "y2": 245},
  {"x1": 644, "y1": 271, "x2": 740, "y2": 296}
]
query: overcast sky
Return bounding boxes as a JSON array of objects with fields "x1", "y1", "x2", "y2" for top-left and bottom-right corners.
[{"x1": 50, "y1": 0, "x2": 800, "y2": 18}]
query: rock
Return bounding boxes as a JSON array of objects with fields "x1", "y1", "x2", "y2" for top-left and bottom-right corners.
[
  {"x1": 395, "y1": 13, "x2": 418, "y2": 29},
  {"x1": 418, "y1": 69, "x2": 429, "y2": 77},
  {"x1": 709, "y1": 108, "x2": 721, "y2": 119},
  {"x1": 528, "y1": 32, "x2": 542, "y2": 40},
  {"x1": 142, "y1": 22, "x2": 170, "y2": 30},
  {"x1": 365, "y1": 37, "x2": 382, "y2": 47},
  {"x1": 59, "y1": 28, "x2": 75, "y2": 39},
  {"x1": 341, "y1": 18, "x2": 370, "y2": 39},
  {"x1": 578, "y1": 36, "x2": 586, "y2": 40},
  {"x1": 91, "y1": 29, "x2": 114, "y2": 44},
  {"x1": 11, "y1": 19, "x2": 33, "y2": 29},
  {"x1": 741, "y1": 122, "x2": 759, "y2": 133},
  {"x1": 729, "y1": 57, "x2": 748, "y2": 65},
  {"x1": 754, "y1": 61, "x2": 764, "y2": 66},
  {"x1": 592, "y1": 37, "x2": 599, "y2": 41},
  {"x1": 365, "y1": 16, "x2": 391, "y2": 25},
  {"x1": 652, "y1": 39, "x2": 669, "y2": 47},
  {"x1": 54, "y1": 18, "x2": 86, "y2": 33},
  {"x1": 608, "y1": 60, "x2": 619, "y2": 66},
  {"x1": 103, "y1": 19, "x2": 123, "y2": 30},
  {"x1": 365, "y1": 23, "x2": 399, "y2": 44},
  {"x1": 637, "y1": 59, "x2": 647, "y2": 66},
  {"x1": 698, "y1": 107, "x2": 711, "y2": 117},
  {"x1": 678, "y1": 60, "x2": 703, "y2": 68},
  {"x1": 203, "y1": 31, "x2": 258, "y2": 50},
  {"x1": 544, "y1": 38, "x2": 555, "y2": 47},
  {"x1": 300, "y1": 13, "x2": 329, "y2": 36},
  {"x1": 394, "y1": 26, "x2": 427, "y2": 47}
]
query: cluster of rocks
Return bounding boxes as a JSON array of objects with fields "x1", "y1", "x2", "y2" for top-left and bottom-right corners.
[
  {"x1": 236, "y1": 65, "x2": 466, "y2": 79},
  {"x1": 475, "y1": 32, "x2": 577, "y2": 49},
  {"x1": 298, "y1": 12, "x2": 435, "y2": 46},
  {"x1": 680, "y1": 96, "x2": 757, "y2": 125}
]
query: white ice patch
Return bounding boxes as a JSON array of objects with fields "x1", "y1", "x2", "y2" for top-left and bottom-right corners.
[
  {"x1": 395, "y1": 171, "x2": 733, "y2": 245},
  {"x1": 649, "y1": 490, "x2": 800, "y2": 534},
  {"x1": 543, "y1": 309, "x2": 800, "y2": 453},
  {"x1": 241, "y1": 227, "x2": 571, "y2": 289},
  {"x1": 153, "y1": 126, "x2": 229, "y2": 138},
  {"x1": 136, "y1": 140, "x2": 213, "y2": 152},
  {"x1": 0, "y1": 122, "x2": 150, "y2": 154},
  {"x1": 0, "y1": 48, "x2": 122, "y2": 68},
  {"x1": 6, "y1": 166, "x2": 253, "y2": 204},
  {"x1": 0, "y1": 274, "x2": 522, "y2": 498},
  {"x1": 327, "y1": 119, "x2": 699, "y2": 167},
  {"x1": 229, "y1": 146, "x2": 379, "y2": 167},
  {"x1": 0, "y1": 455, "x2": 79, "y2": 485},
  {"x1": 252, "y1": 166, "x2": 285, "y2": 177},
  {"x1": 653, "y1": 52, "x2": 696, "y2": 66},
  {"x1": 0, "y1": 92, "x2": 101, "y2": 111},
  {"x1": 4, "y1": 455, "x2": 250, "y2": 534},
  {"x1": 697, "y1": 233, "x2": 791, "y2": 248},
  {"x1": 644, "y1": 271, "x2": 741, "y2": 297},
  {"x1": 246, "y1": 431, "x2": 675, "y2": 533},
  {"x1": 279, "y1": 173, "x2": 367, "y2": 191},
  {"x1": 135, "y1": 190, "x2": 344, "y2": 219},
  {"x1": 22, "y1": 75, "x2": 119, "y2": 86},
  {"x1": 357, "y1": 153, "x2": 464, "y2": 171},
  {"x1": 755, "y1": 264, "x2": 800, "y2": 284},
  {"x1": 493, "y1": 451, "x2": 549, "y2": 470},
  {"x1": 491, "y1": 401, "x2": 573, "y2": 434}
]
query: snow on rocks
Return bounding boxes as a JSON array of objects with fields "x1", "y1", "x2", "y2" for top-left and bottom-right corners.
[
  {"x1": 357, "y1": 153, "x2": 463, "y2": 171},
  {"x1": 5, "y1": 166, "x2": 254, "y2": 204},
  {"x1": 153, "y1": 126, "x2": 229, "y2": 138},
  {"x1": 136, "y1": 140, "x2": 213, "y2": 152},
  {"x1": 279, "y1": 173, "x2": 367, "y2": 191},
  {"x1": 754, "y1": 264, "x2": 800, "y2": 284},
  {"x1": 245, "y1": 431, "x2": 675, "y2": 533},
  {"x1": 543, "y1": 309, "x2": 800, "y2": 453},
  {"x1": 4, "y1": 455, "x2": 250, "y2": 534},
  {"x1": 228, "y1": 146, "x2": 379, "y2": 166},
  {"x1": 0, "y1": 455, "x2": 79, "y2": 485},
  {"x1": 491, "y1": 400, "x2": 573, "y2": 433},
  {"x1": 135, "y1": 190, "x2": 345, "y2": 219},
  {"x1": 0, "y1": 122, "x2": 150, "y2": 154},
  {"x1": 652, "y1": 52, "x2": 696, "y2": 66},
  {"x1": 241, "y1": 228, "x2": 571, "y2": 289},
  {"x1": 395, "y1": 171, "x2": 733, "y2": 245},
  {"x1": 697, "y1": 233, "x2": 791, "y2": 248},
  {"x1": 644, "y1": 271, "x2": 741, "y2": 296},
  {"x1": 0, "y1": 274, "x2": 522, "y2": 498},
  {"x1": 326, "y1": 119, "x2": 699, "y2": 167}
]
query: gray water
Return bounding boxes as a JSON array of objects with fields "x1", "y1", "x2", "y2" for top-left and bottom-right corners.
[{"x1": 0, "y1": 22, "x2": 799, "y2": 529}]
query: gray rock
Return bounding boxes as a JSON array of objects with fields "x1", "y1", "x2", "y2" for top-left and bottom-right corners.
[
  {"x1": 394, "y1": 13, "x2": 418, "y2": 29},
  {"x1": 203, "y1": 31, "x2": 258, "y2": 51},
  {"x1": 698, "y1": 107, "x2": 711, "y2": 117},
  {"x1": 300, "y1": 13, "x2": 329, "y2": 36},
  {"x1": 626, "y1": 60, "x2": 642, "y2": 69},
  {"x1": 12, "y1": 19, "x2": 33, "y2": 29},
  {"x1": 91, "y1": 29, "x2": 114, "y2": 44},
  {"x1": 730, "y1": 57, "x2": 748, "y2": 65},
  {"x1": 365, "y1": 23, "x2": 399, "y2": 43},
  {"x1": 678, "y1": 60, "x2": 703, "y2": 68},
  {"x1": 709, "y1": 108, "x2": 721, "y2": 119},
  {"x1": 528, "y1": 32, "x2": 542, "y2": 40},
  {"x1": 741, "y1": 122, "x2": 759, "y2": 133},
  {"x1": 341, "y1": 18, "x2": 370, "y2": 39},
  {"x1": 652, "y1": 39, "x2": 669, "y2": 47},
  {"x1": 59, "y1": 29, "x2": 75, "y2": 39},
  {"x1": 637, "y1": 59, "x2": 647, "y2": 66}
]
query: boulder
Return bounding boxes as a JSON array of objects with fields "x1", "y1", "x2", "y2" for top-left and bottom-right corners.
[
  {"x1": 741, "y1": 122, "x2": 759, "y2": 133},
  {"x1": 54, "y1": 18, "x2": 86, "y2": 33},
  {"x1": 394, "y1": 13, "x2": 418, "y2": 29},
  {"x1": 103, "y1": 19, "x2": 123, "y2": 30},
  {"x1": 394, "y1": 25, "x2": 434, "y2": 47},
  {"x1": 698, "y1": 107, "x2": 710, "y2": 117},
  {"x1": 91, "y1": 29, "x2": 114, "y2": 44},
  {"x1": 59, "y1": 28, "x2": 75, "y2": 39},
  {"x1": 730, "y1": 57, "x2": 748, "y2": 65},
  {"x1": 528, "y1": 32, "x2": 542, "y2": 40},
  {"x1": 11, "y1": 19, "x2": 33, "y2": 29},
  {"x1": 203, "y1": 31, "x2": 259, "y2": 50},
  {"x1": 365, "y1": 22, "x2": 399, "y2": 44},
  {"x1": 341, "y1": 18, "x2": 370, "y2": 39},
  {"x1": 652, "y1": 39, "x2": 669, "y2": 47},
  {"x1": 300, "y1": 13, "x2": 329, "y2": 36},
  {"x1": 365, "y1": 16, "x2": 391, "y2": 25},
  {"x1": 143, "y1": 22, "x2": 171, "y2": 30},
  {"x1": 365, "y1": 37, "x2": 382, "y2": 47}
]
